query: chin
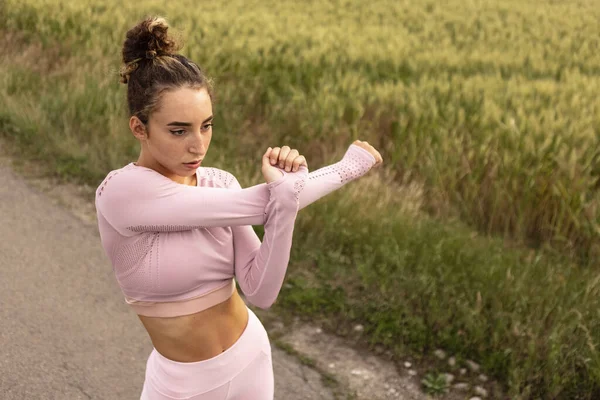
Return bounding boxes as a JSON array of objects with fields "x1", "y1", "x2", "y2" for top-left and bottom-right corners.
[
  {"x1": 165, "y1": 163, "x2": 197, "y2": 177},
  {"x1": 178, "y1": 167, "x2": 198, "y2": 174},
  {"x1": 183, "y1": 165, "x2": 201, "y2": 174}
]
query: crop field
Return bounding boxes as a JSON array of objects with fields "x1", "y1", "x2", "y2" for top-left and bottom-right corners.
[{"x1": 1, "y1": 0, "x2": 599, "y2": 397}]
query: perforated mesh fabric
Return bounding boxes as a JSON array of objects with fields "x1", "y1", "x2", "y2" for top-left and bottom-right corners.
[
  {"x1": 201, "y1": 167, "x2": 235, "y2": 188},
  {"x1": 97, "y1": 170, "x2": 122, "y2": 197},
  {"x1": 307, "y1": 149, "x2": 372, "y2": 184},
  {"x1": 113, "y1": 232, "x2": 159, "y2": 293},
  {"x1": 293, "y1": 179, "x2": 305, "y2": 199},
  {"x1": 127, "y1": 224, "x2": 207, "y2": 232}
]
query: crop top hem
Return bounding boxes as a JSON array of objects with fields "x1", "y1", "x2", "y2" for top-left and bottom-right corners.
[{"x1": 124, "y1": 279, "x2": 236, "y2": 317}]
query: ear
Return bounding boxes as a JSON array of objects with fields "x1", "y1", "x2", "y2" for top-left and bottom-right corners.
[{"x1": 129, "y1": 116, "x2": 148, "y2": 140}]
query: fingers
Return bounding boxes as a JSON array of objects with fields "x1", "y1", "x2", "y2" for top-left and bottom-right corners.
[
  {"x1": 263, "y1": 147, "x2": 273, "y2": 167},
  {"x1": 269, "y1": 146, "x2": 292, "y2": 167},
  {"x1": 264, "y1": 147, "x2": 272, "y2": 157},
  {"x1": 269, "y1": 146, "x2": 306, "y2": 172},
  {"x1": 291, "y1": 156, "x2": 307, "y2": 172},
  {"x1": 270, "y1": 146, "x2": 298, "y2": 168},
  {"x1": 284, "y1": 149, "x2": 300, "y2": 171},
  {"x1": 278, "y1": 146, "x2": 292, "y2": 168},
  {"x1": 269, "y1": 147, "x2": 280, "y2": 165}
]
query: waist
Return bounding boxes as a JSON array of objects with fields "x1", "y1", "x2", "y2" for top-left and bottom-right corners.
[
  {"x1": 145, "y1": 306, "x2": 269, "y2": 397},
  {"x1": 137, "y1": 287, "x2": 250, "y2": 363}
]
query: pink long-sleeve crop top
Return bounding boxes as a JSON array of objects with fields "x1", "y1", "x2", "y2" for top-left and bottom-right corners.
[{"x1": 95, "y1": 144, "x2": 376, "y2": 317}]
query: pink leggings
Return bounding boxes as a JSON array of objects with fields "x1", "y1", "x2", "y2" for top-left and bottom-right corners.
[{"x1": 140, "y1": 306, "x2": 274, "y2": 399}]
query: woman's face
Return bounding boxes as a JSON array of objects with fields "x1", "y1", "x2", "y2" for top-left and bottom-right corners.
[{"x1": 132, "y1": 86, "x2": 213, "y2": 185}]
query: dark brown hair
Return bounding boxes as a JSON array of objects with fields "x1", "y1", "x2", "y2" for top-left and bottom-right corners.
[{"x1": 119, "y1": 16, "x2": 213, "y2": 125}]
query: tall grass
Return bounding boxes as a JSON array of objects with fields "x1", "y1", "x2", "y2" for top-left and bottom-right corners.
[
  {"x1": 286, "y1": 174, "x2": 600, "y2": 398},
  {"x1": 1, "y1": 0, "x2": 599, "y2": 397},
  {"x1": 2, "y1": 0, "x2": 598, "y2": 262}
]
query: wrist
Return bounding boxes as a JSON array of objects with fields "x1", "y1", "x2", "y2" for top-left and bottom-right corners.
[{"x1": 348, "y1": 144, "x2": 377, "y2": 165}]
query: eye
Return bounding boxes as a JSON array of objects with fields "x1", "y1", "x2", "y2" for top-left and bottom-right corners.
[
  {"x1": 201, "y1": 123, "x2": 213, "y2": 132},
  {"x1": 170, "y1": 129, "x2": 186, "y2": 136}
]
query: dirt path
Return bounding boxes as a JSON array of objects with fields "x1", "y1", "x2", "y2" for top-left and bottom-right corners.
[{"x1": 0, "y1": 150, "x2": 463, "y2": 399}]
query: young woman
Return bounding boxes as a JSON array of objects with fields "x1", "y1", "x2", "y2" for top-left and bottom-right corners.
[{"x1": 95, "y1": 16, "x2": 383, "y2": 400}]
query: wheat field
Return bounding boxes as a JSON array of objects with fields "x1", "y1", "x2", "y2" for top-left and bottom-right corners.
[{"x1": 2, "y1": 0, "x2": 600, "y2": 397}]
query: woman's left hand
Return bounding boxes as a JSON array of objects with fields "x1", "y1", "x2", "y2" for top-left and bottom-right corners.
[{"x1": 267, "y1": 145, "x2": 308, "y2": 172}]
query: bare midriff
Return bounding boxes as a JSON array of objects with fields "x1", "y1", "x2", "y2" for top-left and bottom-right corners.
[{"x1": 136, "y1": 288, "x2": 249, "y2": 363}]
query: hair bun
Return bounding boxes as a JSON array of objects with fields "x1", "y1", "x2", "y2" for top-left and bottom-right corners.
[{"x1": 122, "y1": 16, "x2": 182, "y2": 65}]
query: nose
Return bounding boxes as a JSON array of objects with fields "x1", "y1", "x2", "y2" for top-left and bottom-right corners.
[{"x1": 188, "y1": 132, "x2": 206, "y2": 155}]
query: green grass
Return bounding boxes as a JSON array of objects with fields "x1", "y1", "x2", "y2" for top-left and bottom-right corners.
[
  {"x1": 1, "y1": 0, "x2": 598, "y2": 262},
  {"x1": 1, "y1": 0, "x2": 599, "y2": 398},
  {"x1": 422, "y1": 372, "x2": 449, "y2": 395},
  {"x1": 277, "y1": 188, "x2": 600, "y2": 398}
]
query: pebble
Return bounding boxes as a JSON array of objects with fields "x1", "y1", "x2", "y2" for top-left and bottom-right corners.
[
  {"x1": 469, "y1": 397, "x2": 482, "y2": 400},
  {"x1": 444, "y1": 373, "x2": 455, "y2": 384},
  {"x1": 474, "y1": 386, "x2": 489, "y2": 397},
  {"x1": 466, "y1": 360, "x2": 481, "y2": 372},
  {"x1": 315, "y1": 328, "x2": 322, "y2": 334},
  {"x1": 408, "y1": 369, "x2": 417, "y2": 376},
  {"x1": 351, "y1": 369, "x2": 364, "y2": 376},
  {"x1": 434, "y1": 349, "x2": 447, "y2": 360},
  {"x1": 453, "y1": 382, "x2": 470, "y2": 391},
  {"x1": 478, "y1": 374, "x2": 488, "y2": 382},
  {"x1": 448, "y1": 356, "x2": 456, "y2": 367},
  {"x1": 388, "y1": 387, "x2": 397, "y2": 394},
  {"x1": 328, "y1": 363, "x2": 335, "y2": 369},
  {"x1": 353, "y1": 324, "x2": 364, "y2": 332},
  {"x1": 384, "y1": 383, "x2": 390, "y2": 389},
  {"x1": 459, "y1": 368, "x2": 467, "y2": 375},
  {"x1": 404, "y1": 361, "x2": 412, "y2": 368}
]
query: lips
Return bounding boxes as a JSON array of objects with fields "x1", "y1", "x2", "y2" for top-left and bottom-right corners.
[{"x1": 184, "y1": 160, "x2": 202, "y2": 165}]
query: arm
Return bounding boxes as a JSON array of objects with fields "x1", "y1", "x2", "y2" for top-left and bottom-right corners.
[
  {"x1": 231, "y1": 167, "x2": 307, "y2": 308},
  {"x1": 297, "y1": 143, "x2": 376, "y2": 209},
  {"x1": 233, "y1": 144, "x2": 376, "y2": 212},
  {"x1": 95, "y1": 163, "x2": 306, "y2": 237},
  {"x1": 231, "y1": 143, "x2": 376, "y2": 308}
]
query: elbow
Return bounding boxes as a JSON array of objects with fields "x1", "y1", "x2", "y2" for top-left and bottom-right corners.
[{"x1": 246, "y1": 293, "x2": 277, "y2": 310}]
